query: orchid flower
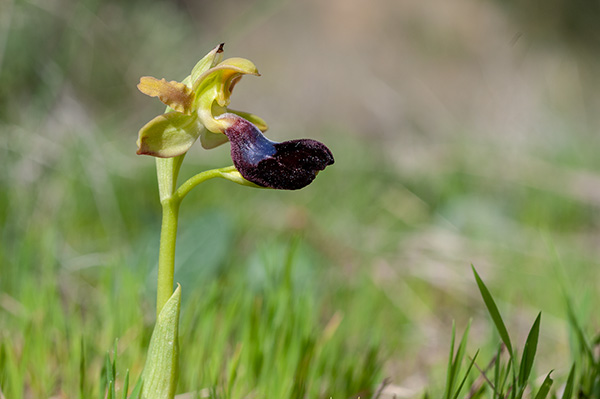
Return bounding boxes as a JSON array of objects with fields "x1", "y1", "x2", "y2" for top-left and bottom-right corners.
[
  {"x1": 137, "y1": 45, "x2": 335, "y2": 399},
  {"x1": 136, "y1": 43, "x2": 333, "y2": 190}
]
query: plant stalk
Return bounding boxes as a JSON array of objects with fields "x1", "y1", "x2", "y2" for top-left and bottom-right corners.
[
  {"x1": 156, "y1": 198, "x2": 181, "y2": 316},
  {"x1": 154, "y1": 162, "x2": 251, "y2": 317}
]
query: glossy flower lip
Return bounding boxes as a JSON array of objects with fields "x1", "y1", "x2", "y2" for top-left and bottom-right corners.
[{"x1": 219, "y1": 114, "x2": 334, "y2": 190}]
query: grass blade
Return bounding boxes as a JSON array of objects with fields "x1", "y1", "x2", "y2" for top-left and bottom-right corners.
[
  {"x1": 561, "y1": 363, "x2": 575, "y2": 399},
  {"x1": 444, "y1": 321, "x2": 471, "y2": 399},
  {"x1": 493, "y1": 344, "x2": 502, "y2": 399},
  {"x1": 226, "y1": 343, "x2": 243, "y2": 397},
  {"x1": 79, "y1": 338, "x2": 86, "y2": 399},
  {"x1": 453, "y1": 321, "x2": 471, "y2": 382},
  {"x1": 99, "y1": 351, "x2": 112, "y2": 399},
  {"x1": 518, "y1": 312, "x2": 542, "y2": 389},
  {"x1": 105, "y1": 347, "x2": 116, "y2": 399},
  {"x1": 128, "y1": 377, "x2": 143, "y2": 399},
  {"x1": 566, "y1": 300, "x2": 596, "y2": 367},
  {"x1": 533, "y1": 371, "x2": 553, "y2": 399},
  {"x1": 122, "y1": 369, "x2": 130, "y2": 399},
  {"x1": 444, "y1": 321, "x2": 457, "y2": 399},
  {"x1": 452, "y1": 349, "x2": 479, "y2": 399},
  {"x1": 472, "y1": 266, "x2": 513, "y2": 356},
  {"x1": 107, "y1": 381, "x2": 115, "y2": 399},
  {"x1": 291, "y1": 337, "x2": 316, "y2": 399}
]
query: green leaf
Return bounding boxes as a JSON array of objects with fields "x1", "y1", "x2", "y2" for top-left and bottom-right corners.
[
  {"x1": 472, "y1": 265, "x2": 513, "y2": 356},
  {"x1": 533, "y1": 371, "x2": 553, "y2": 399},
  {"x1": 518, "y1": 312, "x2": 541, "y2": 389},
  {"x1": 562, "y1": 364, "x2": 575, "y2": 399},
  {"x1": 142, "y1": 285, "x2": 181, "y2": 399}
]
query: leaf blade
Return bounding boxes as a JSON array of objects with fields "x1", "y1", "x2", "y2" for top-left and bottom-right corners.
[
  {"x1": 533, "y1": 371, "x2": 554, "y2": 399},
  {"x1": 141, "y1": 285, "x2": 181, "y2": 399},
  {"x1": 561, "y1": 364, "x2": 575, "y2": 399},
  {"x1": 518, "y1": 312, "x2": 542, "y2": 389},
  {"x1": 472, "y1": 265, "x2": 513, "y2": 356}
]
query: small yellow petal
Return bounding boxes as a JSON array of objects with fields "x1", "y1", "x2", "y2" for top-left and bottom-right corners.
[{"x1": 138, "y1": 77, "x2": 195, "y2": 115}]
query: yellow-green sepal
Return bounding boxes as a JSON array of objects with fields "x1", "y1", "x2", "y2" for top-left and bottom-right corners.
[
  {"x1": 137, "y1": 112, "x2": 202, "y2": 158},
  {"x1": 199, "y1": 129, "x2": 229, "y2": 149},
  {"x1": 142, "y1": 285, "x2": 181, "y2": 399},
  {"x1": 192, "y1": 57, "x2": 259, "y2": 96},
  {"x1": 193, "y1": 58, "x2": 261, "y2": 133},
  {"x1": 189, "y1": 43, "x2": 224, "y2": 86}
]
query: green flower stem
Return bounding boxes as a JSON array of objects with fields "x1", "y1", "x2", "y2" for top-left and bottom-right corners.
[
  {"x1": 155, "y1": 163, "x2": 257, "y2": 316},
  {"x1": 156, "y1": 155, "x2": 185, "y2": 203},
  {"x1": 156, "y1": 198, "x2": 180, "y2": 316},
  {"x1": 173, "y1": 165, "x2": 260, "y2": 202}
]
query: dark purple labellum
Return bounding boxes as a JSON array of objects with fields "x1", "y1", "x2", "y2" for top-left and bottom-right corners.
[{"x1": 222, "y1": 114, "x2": 334, "y2": 190}]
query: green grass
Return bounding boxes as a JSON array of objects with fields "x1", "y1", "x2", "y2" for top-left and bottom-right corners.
[
  {"x1": 432, "y1": 267, "x2": 600, "y2": 399},
  {"x1": 0, "y1": 220, "x2": 382, "y2": 397},
  {"x1": 2, "y1": 131, "x2": 599, "y2": 398}
]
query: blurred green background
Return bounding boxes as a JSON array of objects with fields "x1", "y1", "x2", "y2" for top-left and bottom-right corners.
[{"x1": 1, "y1": 0, "x2": 600, "y2": 397}]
